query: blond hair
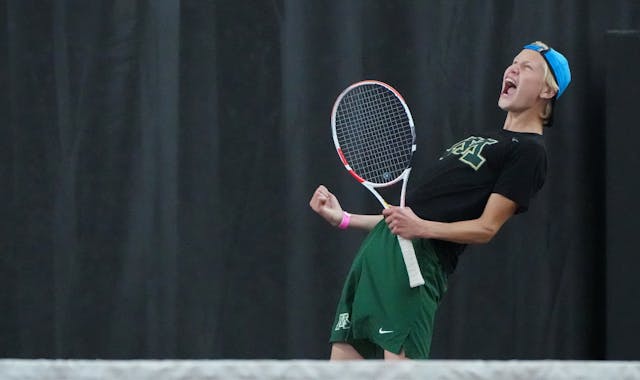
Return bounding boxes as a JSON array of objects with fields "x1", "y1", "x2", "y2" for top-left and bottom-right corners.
[{"x1": 530, "y1": 41, "x2": 560, "y2": 126}]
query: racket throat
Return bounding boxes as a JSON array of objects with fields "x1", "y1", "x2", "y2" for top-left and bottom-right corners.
[
  {"x1": 399, "y1": 168, "x2": 411, "y2": 208},
  {"x1": 370, "y1": 190, "x2": 390, "y2": 209}
]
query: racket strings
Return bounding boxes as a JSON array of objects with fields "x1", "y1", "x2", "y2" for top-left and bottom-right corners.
[{"x1": 335, "y1": 84, "x2": 414, "y2": 184}]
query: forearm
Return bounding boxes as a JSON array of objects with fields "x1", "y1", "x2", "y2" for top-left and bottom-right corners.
[
  {"x1": 384, "y1": 194, "x2": 516, "y2": 244},
  {"x1": 342, "y1": 213, "x2": 383, "y2": 231},
  {"x1": 419, "y1": 218, "x2": 497, "y2": 244}
]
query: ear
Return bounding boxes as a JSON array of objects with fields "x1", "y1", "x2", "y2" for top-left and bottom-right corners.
[{"x1": 540, "y1": 83, "x2": 557, "y2": 100}]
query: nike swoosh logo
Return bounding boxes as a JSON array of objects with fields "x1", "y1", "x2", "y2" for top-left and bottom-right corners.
[{"x1": 378, "y1": 328, "x2": 394, "y2": 334}]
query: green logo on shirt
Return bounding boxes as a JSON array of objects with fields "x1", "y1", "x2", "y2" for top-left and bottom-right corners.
[{"x1": 441, "y1": 136, "x2": 498, "y2": 170}]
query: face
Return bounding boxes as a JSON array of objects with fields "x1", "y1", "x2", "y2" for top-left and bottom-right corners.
[{"x1": 498, "y1": 49, "x2": 554, "y2": 111}]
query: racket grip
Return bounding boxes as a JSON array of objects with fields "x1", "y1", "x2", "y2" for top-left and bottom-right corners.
[{"x1": 397, "y1": 236, "x2": 425, "y2": 288}]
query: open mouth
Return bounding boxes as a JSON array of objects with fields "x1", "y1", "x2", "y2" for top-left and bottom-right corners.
[{"x1": 502, "y1": 77, "x2": 517, "y2": 96}]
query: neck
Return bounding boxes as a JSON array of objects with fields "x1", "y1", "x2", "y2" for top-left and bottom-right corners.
[{"x1": 502, "y1": 109, "x2": 544, "y2": 135}]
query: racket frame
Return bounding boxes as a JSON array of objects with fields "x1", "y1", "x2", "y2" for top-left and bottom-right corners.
[{"x1": 330, "y1": 80, "x2": 425, "y2": 288}]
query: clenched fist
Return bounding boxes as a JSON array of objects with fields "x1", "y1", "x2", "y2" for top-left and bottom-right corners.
[{"x1": 309, "y1": 185, "x2": 344, "y2": 226}]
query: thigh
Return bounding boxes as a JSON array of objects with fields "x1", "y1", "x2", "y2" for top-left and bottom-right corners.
[
  {"x1": 330, "y1": 343, "x2": 364, "y2": 360},
  {"x1": 384, "y1": 349, "x2": 408, "y2": 360}
]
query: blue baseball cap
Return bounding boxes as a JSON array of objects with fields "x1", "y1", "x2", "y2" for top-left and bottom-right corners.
[{"x1": 523, "y1": 43, "x2": 571, "y2": 99}]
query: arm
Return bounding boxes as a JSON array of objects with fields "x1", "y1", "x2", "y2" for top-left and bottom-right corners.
[
  {"x1": 383, "y1": 193, "x2": 518, "y2": 244},
  {"x1": 309, "y1": 185, "x2": 383, "y2": 230}
]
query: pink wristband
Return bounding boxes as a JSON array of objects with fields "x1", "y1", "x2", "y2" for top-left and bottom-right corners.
[{"x1": 338, "y1": 212, "x2": 351, "y2": 230}]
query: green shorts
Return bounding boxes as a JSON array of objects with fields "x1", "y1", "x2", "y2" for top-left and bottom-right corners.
[{"x1": 329, "y1": 220, "x2": 448, "y2": 359}]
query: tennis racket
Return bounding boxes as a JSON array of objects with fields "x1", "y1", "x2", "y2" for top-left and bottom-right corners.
[{"x1": 331, "y1": 80, "x2": 425, "y2": 288}]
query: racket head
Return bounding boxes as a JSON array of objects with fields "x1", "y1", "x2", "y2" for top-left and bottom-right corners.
[{"x1": 331, "y1": 80, "x2": 416, "y2": 187}]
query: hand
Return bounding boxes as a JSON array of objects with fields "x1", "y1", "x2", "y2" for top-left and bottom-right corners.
[
  {"x1": 309, "y1": 185, "x2": 344, "y2": 227},
  {"x1": 382, "y1": 206, "x2": 425, "y2": 239}
]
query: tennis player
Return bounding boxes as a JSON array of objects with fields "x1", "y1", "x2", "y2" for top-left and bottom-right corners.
[{"x1": 309, "y1": 41, "x2": 571, "y2": 360}]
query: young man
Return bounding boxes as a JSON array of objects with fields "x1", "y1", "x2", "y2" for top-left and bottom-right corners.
[{"x1": 309, "y1": 41, "x2": 571, "y2": 360}]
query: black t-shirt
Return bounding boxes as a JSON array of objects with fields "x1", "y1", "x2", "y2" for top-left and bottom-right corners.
[{"x1": 406, "y1": 129, "x2": 547, "y2": 273}]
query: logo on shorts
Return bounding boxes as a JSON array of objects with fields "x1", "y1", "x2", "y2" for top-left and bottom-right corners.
[
  {"x1": 378, "y1": 328, "x2": 394, "y2": 334},
  {"x1": 334, "y1": 313, "x2": 351, "y2": 331}
]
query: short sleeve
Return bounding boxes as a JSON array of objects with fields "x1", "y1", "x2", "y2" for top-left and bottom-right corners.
[{"x1": 492, "y1": 139, "x2": 547, "y2": 213}]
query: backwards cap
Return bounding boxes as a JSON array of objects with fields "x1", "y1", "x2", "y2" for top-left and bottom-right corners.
[{"x1": 523, "y1": 43, "x2": 571, "y2": 99}]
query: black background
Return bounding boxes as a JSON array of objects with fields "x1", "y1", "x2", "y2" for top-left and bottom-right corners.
[{"x1": 1, "y1": 0, "x2": 639, "y2": 359}]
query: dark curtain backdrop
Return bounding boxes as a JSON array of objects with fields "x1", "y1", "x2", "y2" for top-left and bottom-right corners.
[{"x1": 1, "y1": 0, "x2": 638, "y2": 359}]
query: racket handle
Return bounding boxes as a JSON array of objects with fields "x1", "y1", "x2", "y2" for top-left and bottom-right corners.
[{"x1": 397, "y1": 236, "x2": 425, "y2": 288}]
